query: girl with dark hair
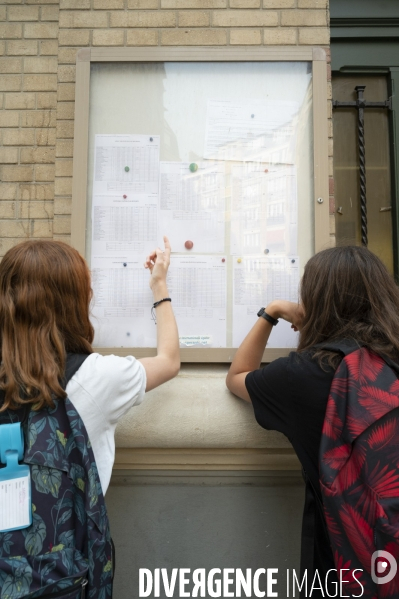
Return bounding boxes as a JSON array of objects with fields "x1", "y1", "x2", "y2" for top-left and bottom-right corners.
[{"x1": 226, "y1": 245, "x2": 399, "y2": 596}]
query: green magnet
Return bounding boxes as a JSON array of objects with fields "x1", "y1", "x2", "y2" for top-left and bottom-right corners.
[
  {"x1": 124, "y1": 166, "x2": 130, "y2": 172},
  {"x1": 189, "y1": 163, "x2": 198, "y2": 173}
]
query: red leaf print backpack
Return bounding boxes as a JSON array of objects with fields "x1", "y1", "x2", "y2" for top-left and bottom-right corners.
[{"x1": 319, "y1": 341, "x2": 399, "y2": 598}]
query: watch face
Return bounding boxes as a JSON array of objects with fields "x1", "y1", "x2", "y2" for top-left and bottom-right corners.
[{"x1": 257, "y1": 308, "x2": 265, "y2": 317}]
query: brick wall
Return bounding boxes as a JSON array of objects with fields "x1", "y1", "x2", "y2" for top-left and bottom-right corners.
[
  {"x1": 0, "y1": 0, "x2": 332, "y2": 250},
  {"x1": 0, "y1": 2, "x2": 57, "y2": 254}
]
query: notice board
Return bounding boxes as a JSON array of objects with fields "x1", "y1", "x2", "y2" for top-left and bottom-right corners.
[{"x1": 72, "y1": 47, "x2": 329, "y2": 362}]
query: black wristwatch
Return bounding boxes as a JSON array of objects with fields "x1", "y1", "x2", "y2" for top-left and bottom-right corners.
[{"x1": 257, "y1": 307, "x2": 279, "y2": 326}]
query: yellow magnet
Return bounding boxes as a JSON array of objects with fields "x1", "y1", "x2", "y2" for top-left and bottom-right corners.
[{"x1": 237, "y1": 258, "x2": 242, "y2": 263}]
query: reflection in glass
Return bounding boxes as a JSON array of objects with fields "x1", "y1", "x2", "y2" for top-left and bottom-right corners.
[{"x1": 88, "y1": 61, "x2": 313, "y2": 348}]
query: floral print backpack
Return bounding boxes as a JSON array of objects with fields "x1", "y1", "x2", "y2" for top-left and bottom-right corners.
[{"x1": 0, "y1": 354, "x2": 114, "y2": 599}]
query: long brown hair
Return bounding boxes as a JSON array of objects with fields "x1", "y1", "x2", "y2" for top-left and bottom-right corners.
[
  {"x1": 298, "y1": 246, "x2": 399, "y2": 368},
  {"x1": 0, "y1": 240, "x2": 94, "y2": 411}
]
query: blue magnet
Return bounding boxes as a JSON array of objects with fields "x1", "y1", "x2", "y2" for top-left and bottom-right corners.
[
  {"x1": 149, "y1": 137, "x2": 153, "y2": 142},
  {"x1": 123, "y1": 262, "x2": 127, "y2": 267},
  {"x1": 291, "y1": 259, "x2": 295, "y2": 263}
]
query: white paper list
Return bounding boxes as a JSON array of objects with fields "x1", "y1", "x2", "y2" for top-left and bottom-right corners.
[
  {"x1": 159, "y1": 162, "x2": 226, "y2": 254},
  {"x1": 92, "y1": 134, "x2": 160, "y2": 258},
  {"x1": 167, "y1": 255, "x2": 227, "y2": 347},
  {"x1": 233, "y1": 256, "x2": 300, "y2": 348},
  {"x1": 204, "y1": 99, "x2": 299, "y2": 163},
  {"x1": 92, "y1": 194, "x2": 158, "y2": 257},
  {"x1": 230, "y1": 164, "x2": 297, "y2": 256},
  {"x1": 90, "y1": 134, "x2": 160, "y2": 347},
  {"x1": 94, "y1": 134, "x2": 159, "y2": 192},
  {"x1": 91, "y1": 257, "x2": 155, "y2": 347}
]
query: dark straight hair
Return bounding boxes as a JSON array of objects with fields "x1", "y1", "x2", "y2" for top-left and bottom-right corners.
[{"x1": 298, "y1": 246, "x2": 399, "y2": 368}]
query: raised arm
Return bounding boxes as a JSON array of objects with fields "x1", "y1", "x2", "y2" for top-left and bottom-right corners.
[
  {"x1": 139, "y1": 236, "x2": 180, "y2": 391},
  {"x1": 226, "y1": 300, "x2": 304, "y2": 401}
]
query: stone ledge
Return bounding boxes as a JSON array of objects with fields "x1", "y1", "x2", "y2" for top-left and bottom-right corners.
[{"x1": 114, "y1": 447, "x2": 301, "y2": 470}]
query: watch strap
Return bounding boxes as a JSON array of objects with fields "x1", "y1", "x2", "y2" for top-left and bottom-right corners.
[{"x1": 257, "y1": 308, "x2": 279, "y2": 326}]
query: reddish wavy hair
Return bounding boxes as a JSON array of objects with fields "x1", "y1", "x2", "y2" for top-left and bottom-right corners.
[{"x1": 0, "y1": 240, "x2": 94, "y2": 411}]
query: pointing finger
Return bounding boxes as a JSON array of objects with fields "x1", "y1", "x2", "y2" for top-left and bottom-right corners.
[{"x1": 163, "y1": 235, "x2": 171, "y2": 257}]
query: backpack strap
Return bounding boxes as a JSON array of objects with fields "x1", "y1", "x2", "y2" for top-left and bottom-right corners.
[
  {"x1": 313, "y1": 340, "x2": 399, "y2": 377},
  {"x1": 312, "y1": 338, "x2": 362, "y2": 356},
  {"x1": 378, "y1": 354, "x2": 399, "y2": 376},
  {"x1": 62, "y1": 353, "x2": 90, "y2": 390}
]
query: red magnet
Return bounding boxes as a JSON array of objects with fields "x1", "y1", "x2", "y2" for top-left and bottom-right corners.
[
  {"x1": 185, "y1": 240, "x2": 194, "y2": 250},
  {"x1": 222, "y1": 258, "x2": 225, "y2": 263},
  {"x1": 123, "y1": 194, "x2": 127, "y2": 199},
  {"x1": 264, "y1": 169, "x2": 269, "y2": 173}
]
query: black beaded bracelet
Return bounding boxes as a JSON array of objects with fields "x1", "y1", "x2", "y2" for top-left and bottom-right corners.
[
  {"x1": 151, "y1": 297, "x2": 172, "y2": 324},
  {"x1": 153, "y1": 297, "x2": 172, "y2": 309}
]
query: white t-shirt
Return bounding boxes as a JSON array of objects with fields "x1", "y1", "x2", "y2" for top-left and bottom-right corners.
[{"x1": 65, "y1": 353, "x2": 146, "y2": 494}]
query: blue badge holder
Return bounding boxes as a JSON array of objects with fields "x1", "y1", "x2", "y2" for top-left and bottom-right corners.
[{"x1": 0, "y1": 422, "x2": 32, "y2": 532}]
